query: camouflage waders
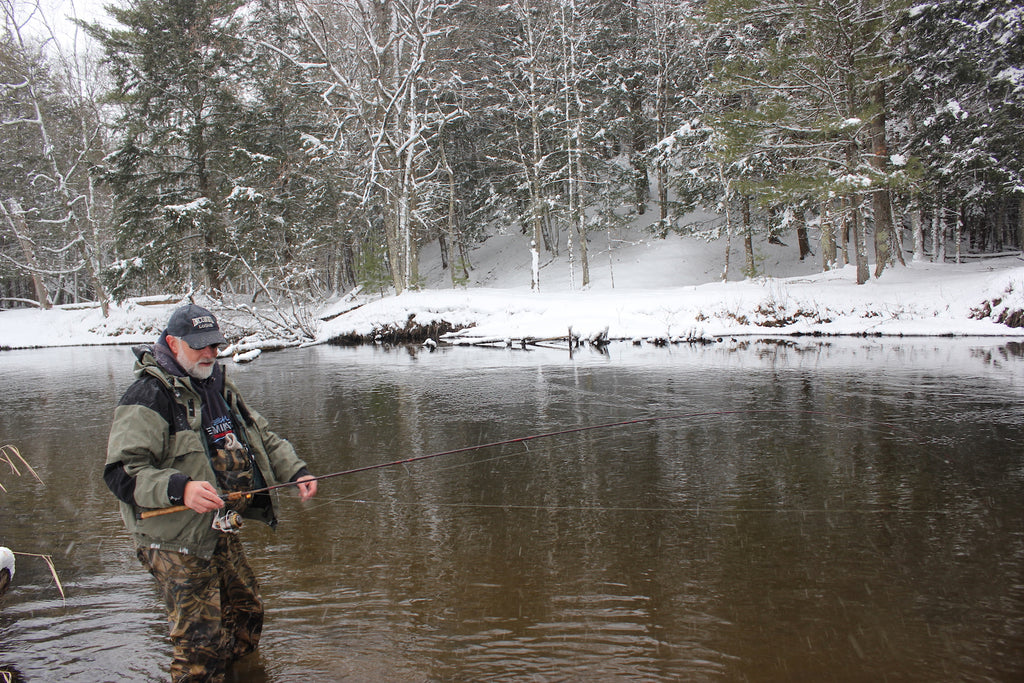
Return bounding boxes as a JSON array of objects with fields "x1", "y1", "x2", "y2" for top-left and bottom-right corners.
[{"x1": 138, "y1": 533, "x2": 263, "y2": 683}]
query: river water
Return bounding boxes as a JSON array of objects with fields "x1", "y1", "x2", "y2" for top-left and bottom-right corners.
[{"x1": 1, "y1": 339, "x2": 1023, "y2": 682}]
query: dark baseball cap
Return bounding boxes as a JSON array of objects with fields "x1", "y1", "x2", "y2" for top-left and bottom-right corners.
[{"x1": 165, "y1": 304, "x2": 227, "y2": 349}]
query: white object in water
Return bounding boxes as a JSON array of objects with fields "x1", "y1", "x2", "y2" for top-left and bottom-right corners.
[
  {"x1": 0, "y1": 546, "x2": 14, "y2": 596},
  {"x1": 233, "y1": 349, "x2": 262, "y2": 363}
]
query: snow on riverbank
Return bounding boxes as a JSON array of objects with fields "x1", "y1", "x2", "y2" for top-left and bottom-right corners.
[
  {"x1": 3, "y1": 232, "x2": 1024, "y2": 350},
  {"x1": 319, "y1": 258, "x2": 1024, "y2": 343}
]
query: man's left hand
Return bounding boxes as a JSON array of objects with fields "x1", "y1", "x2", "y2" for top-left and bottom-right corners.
[{"x1": 295, "y1": 475, "x2": 318, "y2": 502}]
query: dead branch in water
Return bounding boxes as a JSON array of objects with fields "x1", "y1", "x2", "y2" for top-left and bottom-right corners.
[
  {"x1": 1, "y1": 446, "x2": 64, "y2": 603},
  {"x1": 0, "y1": 444, "x2": 43, "y2": 492},
  {"x1": 11, "y1": 552, "x2": 65, "y2": 604}
]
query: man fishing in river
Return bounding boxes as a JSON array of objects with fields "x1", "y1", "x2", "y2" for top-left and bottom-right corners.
[{"x1": 104, "y1": 303, "x2": 317, "y2": 682}]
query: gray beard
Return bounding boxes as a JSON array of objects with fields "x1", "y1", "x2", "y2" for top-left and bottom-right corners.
[{"x1": 175, "y1": 349, "x2": 216, "y2": 380}]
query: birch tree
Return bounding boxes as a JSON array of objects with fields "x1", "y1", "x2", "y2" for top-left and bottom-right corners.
[
  {"x1": 1, "y1": 0, "x2": 111, "y2": 309},
  {"x1": 289, "y1": 0, "x2": 460, "y2": 294},
  {"x1": 636, "y1": 0, "x2": 700, "y2": 228},
  {"x1": 499, "y1": 0, "x2": 562, "y2": 291}
]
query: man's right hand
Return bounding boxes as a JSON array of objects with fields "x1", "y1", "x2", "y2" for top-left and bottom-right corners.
[{"x1": 183, "y1": 480, "x2": 225, "y2": 513}]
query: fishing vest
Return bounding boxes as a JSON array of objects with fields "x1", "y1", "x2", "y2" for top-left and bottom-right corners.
[{"x1": 152, "y1": 373, "x2": 266, "y2": 512}]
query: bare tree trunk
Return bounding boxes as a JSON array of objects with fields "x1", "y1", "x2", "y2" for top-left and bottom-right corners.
[
  {"x1": 839, "y1": 198, "x2": 850, "y2": 268},
  {"x1": 457, "y1": 239, "x2": 471, "y2": 280},
  {"x1": 820, "y1": 202, "x2": 836, "y2": 271},
  {"x1": 383, "y1": 194, "x2": 403, "y2": 292},
  {"x1": 891, "y1": 203, "x2": 907, "y2": 266},
  {"x1": 397, "y1": 81, "x2": 417, "y2": 292},
  {"x1": 561, "y1": 0, "x2": 588, "y2": 289},
  {"x1": 439, "y1": 137, "x2": 460, "y2": 287},
  {"x1": 566, "y1": 201, "x2": 576, "y2": 290},
  {"x1": 651, "y1": 0, "x2": 671, "y2": 225},
  {"x1": 718, "y1": 163, "x2": 733, "y2": 281},
  {"x1": 2, "y1": 199, "x2": 51, "y2": 309},
  {"x1": 658, "y1": 167, "x2": 669, "y2": 223},
  {"x1": 742, "y1": 196, "x2": 755, "y2": 277},
  {"x1": 574, "y1": 130, "x2": 589, "y2": 288},
  {"x1": 438, "y1": 233, "x2": 449, "y2": 270},
  {"x1": 854, "y1": 199, "x2": 869, "y2": 285},
  {"x1": 872, "y1": 189, "x2": 893, "y2": 276},
  {"x1": 605, "y1": 226, "x2": 616, "y2": 289},
  {"x1": 527, "y1": 76, "x2": 544, "y2": 290},
  {"x1": 870, "y1": 84, "x2": 892, "y2": 278},
  {"x1": 796, "y1": 210, "x2": 812, "y2": 260},
  {"x1": 933, "y1": 200, "x2": 945, "y2": 262},
  {"x1": 953, "y1": 204, "x2": 963, "y2": 264},
  {"x1": 337, "y1": 233, "x2": 357, "y2": 293},
  {"x1": 1019, "y1": 195, "x2": 1024, "y2": 255},
  {"x1": 912, "y1": 206, "x2": 925, "y2": 262}
]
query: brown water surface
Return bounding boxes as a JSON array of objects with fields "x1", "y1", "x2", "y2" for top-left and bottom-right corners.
[{"x1": 1, "y1": 340, "x2": 1023, "y2": 681}]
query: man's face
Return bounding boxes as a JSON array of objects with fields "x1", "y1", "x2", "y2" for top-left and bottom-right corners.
[{"x1": 166, "y1": 335, "x2": 220, "y2": 380}]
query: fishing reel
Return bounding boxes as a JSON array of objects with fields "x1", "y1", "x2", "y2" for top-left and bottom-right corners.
[{"x1": 212, "y1": 509, "x2": 244, "y2": 534}]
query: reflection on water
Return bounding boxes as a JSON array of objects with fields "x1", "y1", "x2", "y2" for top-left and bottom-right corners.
[{"x1": 1, "y1": 340, "x2": 1023, "y2": 681}]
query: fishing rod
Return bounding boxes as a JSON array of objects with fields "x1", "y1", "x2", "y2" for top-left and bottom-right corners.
[{"x1": 140, "y1": 409, "x2": 876, "y2": 519}]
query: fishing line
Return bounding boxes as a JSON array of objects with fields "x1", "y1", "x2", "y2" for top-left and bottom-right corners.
[
  {"x1": 277, "y1": 409, "x2": 909, "y2": 519},
  {"x1": 141, "y1": 409, "x2": 905, "y2": 519},
  {"x1": 326, "y1": 498, "x2": 944, "y2": 515},
  {"x1": 309, "y1": 407, "x2": 873, "y2": 493}
]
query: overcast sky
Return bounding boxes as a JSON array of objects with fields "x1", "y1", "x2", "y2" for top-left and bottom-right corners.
[{"x1": 21, "y1": 0, "x2": 108, "y2": 51}]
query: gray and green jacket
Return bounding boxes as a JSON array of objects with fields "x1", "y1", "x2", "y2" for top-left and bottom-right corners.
[{"x1": 105, "y1": 344, "x2": 310, "y2": 559}]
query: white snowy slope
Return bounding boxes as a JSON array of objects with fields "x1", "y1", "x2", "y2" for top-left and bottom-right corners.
[
  {"x1": 317, "y1": 231, "x2": 1024, "y2": 343},
  {"x1": 3, "y1": 230, "x2": 1024, "y2": 350}
]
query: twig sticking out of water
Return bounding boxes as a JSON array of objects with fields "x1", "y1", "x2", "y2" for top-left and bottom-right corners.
[
  {"x1": 0, "y1": 446, "x2": 63, "y2": 603},
  {"x1": 0, "y1": 444, "x2": 43, "y2": 492},
  {"x1": 12, "y1": 552, "x2": 65, "y2": 604}
]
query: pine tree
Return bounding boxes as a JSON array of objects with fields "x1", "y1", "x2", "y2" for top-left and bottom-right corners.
[
  {"x1": 87, "y1": 0, "x2": 247, "y2": 298},
  {"x1": 898, "y1": 0, "x2": 1024, "y2": 255},
  {"x1": 676, "y1": 0, "x2": 907, "y2": 283}
]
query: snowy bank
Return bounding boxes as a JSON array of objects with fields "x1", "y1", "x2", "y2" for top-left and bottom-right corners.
[
  {"x1": 4, "y1": 231, "x2": 1024, "y2": 350},
  {"x1": 0, "y1": 297, "x2": 174, "y2": 349},
  {"x1": 317, "y1": 259, "x2": 1024, "y2": 345}
]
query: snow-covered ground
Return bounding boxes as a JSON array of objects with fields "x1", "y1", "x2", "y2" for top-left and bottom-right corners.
[{"x1": 3, "y1": 229, "x2": 1024, "y2": 351}]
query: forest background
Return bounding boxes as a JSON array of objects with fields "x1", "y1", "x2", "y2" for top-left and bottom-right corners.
[{"x1": 1, "y1": 0, "x2": 1022, "y2": 340}]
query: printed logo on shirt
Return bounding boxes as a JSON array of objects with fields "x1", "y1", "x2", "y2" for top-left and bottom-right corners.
[{"x1": 207, "y1": 414, "x2": 236, "y2": 447}]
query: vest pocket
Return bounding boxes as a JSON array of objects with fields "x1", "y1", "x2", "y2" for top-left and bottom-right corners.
[{"x1": 164, "y1": 429, "x2": 206, "y2": 470}]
